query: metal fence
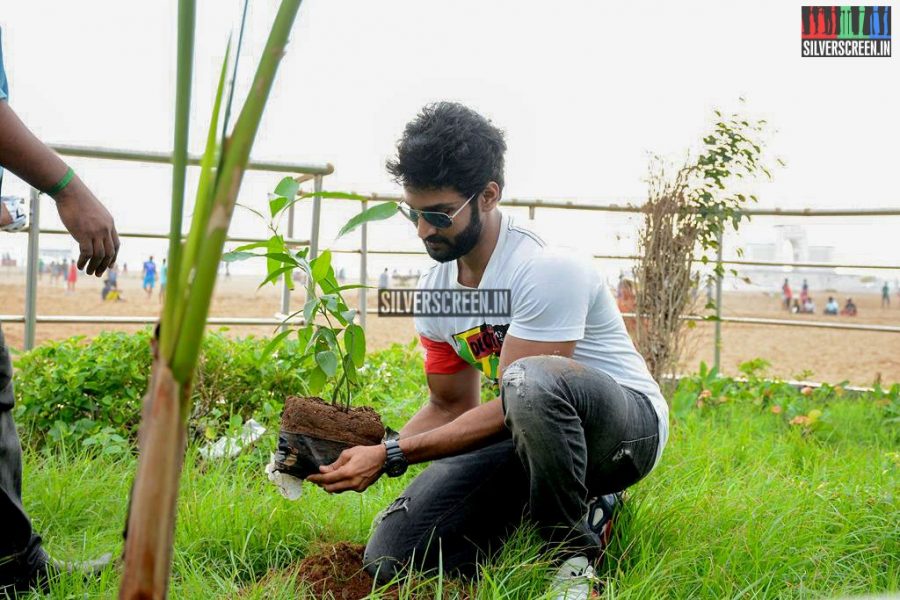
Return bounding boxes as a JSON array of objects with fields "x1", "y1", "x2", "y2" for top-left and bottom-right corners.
[{"x1": 4, "y1": 146, "x2": 899, "y2": 376}]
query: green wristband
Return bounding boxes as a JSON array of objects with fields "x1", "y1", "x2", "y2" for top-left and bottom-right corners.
[{"x1": 46, "y1": 167, "x2": 75, "y2": 197}]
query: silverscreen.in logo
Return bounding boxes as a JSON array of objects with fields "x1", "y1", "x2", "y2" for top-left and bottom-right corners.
[
  {"x1": 802, "y1": 6, "x2": 891, "y2": 57},
  {"x1": 378, "y1": 288, "x2": 511, "y2": 317}
]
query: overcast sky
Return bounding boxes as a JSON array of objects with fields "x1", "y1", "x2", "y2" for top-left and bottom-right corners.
[{"x1": 1, "y1": 0, "x2": 898, "y2": 276}]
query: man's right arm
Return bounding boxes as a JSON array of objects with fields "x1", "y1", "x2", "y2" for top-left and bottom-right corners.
[
  {"x1": 0, "y1": 101, "x2": 119, "y2": 276},
  {"x1": 400, "y1": 366, "x2": 481, "y2": 438}
]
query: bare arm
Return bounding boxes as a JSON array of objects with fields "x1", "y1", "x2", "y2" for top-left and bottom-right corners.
[
  {"x1": 0, "y1": 101, "x2": 119, "y2": 275},
  {"x1": 398, "y1": 336, "x2": 577, "y2": 462},
  {"x1": 400, "y1": 367, "x2": 481, "y2": 438},
  {"x1": 309, "y1": 336, "x2": 577, "y2": 492}
]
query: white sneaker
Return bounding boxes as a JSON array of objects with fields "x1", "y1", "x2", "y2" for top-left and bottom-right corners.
[{"x1": 549, "y1": 555, "x2": 595, "y2": 600}]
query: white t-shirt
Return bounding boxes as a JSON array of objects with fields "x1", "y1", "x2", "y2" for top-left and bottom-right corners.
[{"x1": 415, "y1": 211, "x2": 669, "y2": 469}]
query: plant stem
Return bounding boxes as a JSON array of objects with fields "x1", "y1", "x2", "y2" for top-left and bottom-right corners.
[
  {"x1": 160, "y1": 0, "x2": 196, "y2": 361},
  {"x1": 171, "y1": 0, "x2": 302, "y2": 383}
]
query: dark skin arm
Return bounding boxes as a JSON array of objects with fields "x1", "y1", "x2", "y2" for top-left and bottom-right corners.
[
  {"x1": 0, "y1": 101, "x2": 119, "y2": 276},
  {"x1": 399, "y1": 366, "x2": 481, "y2": 438},
  {"x1": 308, "y1": 336, "x2": 576, "y2": 493}
]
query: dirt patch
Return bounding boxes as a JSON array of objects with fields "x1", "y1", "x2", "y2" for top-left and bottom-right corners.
[
  {"x1": 294, "y1": 542, "x2": 395, "y2": 600},
  {"x1": 281, "y1": 396, "x2": 385, "y2": 446}
]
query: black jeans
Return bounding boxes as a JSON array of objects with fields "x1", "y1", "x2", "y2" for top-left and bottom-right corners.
[
  {"x1": 364, "y1": 355, "x2": 660, "y2": 583},
  {"x1": 0, "y1": 327, "x2": 44, "y2": 581}
]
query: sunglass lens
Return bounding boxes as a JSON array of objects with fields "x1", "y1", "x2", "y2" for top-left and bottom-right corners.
[
  {"x1": 398, "y1": 205, "x2": 419, "y2": 225},
  {"x1": 423, "y1": 213, "x2": 452, "y2": 228}
]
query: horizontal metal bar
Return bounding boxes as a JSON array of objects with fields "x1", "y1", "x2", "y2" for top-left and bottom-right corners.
[
  {"x1": 620, "y1": 313, "x2": 900, "y2": 333},
  {"x1": 51, "y1": 144, "x2": 335, "y2": 176},
  {"x1": 332, "y1": 248, "x2": 900, "y2": 271},
  {"x1": 0, "y1": 315, "x2": 303, "y2": 326},
  {"x1": 24, "y1": 228, "x2": 309, "y2": 247},
  {"x1": 323, "y1": 192, "x2": 900, "y2": 217}
]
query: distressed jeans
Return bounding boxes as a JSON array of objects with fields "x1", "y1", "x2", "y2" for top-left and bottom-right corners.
[
  {"x1": 364, "y1": 355, "x2": 660, "y2": 582},
  {"x1": 0, "y1": 327, "x2": 45, "y2": 582}
]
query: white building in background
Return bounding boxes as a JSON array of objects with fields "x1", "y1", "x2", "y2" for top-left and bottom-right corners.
[{"x1": 740, "y1": 225, "x2": 884, "y2": 294}]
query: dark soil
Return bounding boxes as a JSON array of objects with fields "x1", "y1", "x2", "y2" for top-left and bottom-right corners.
[
  {"x1": 294, "y1": 542, "x2": 396, "y2": 600},
  {"x1": 281, "y1": 396, "x2": 385, "y2": 447}
]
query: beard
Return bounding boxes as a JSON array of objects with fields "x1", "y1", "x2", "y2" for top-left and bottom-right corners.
[{"x1": 423, "y1": 205, "x2": 482, "y2": 263}]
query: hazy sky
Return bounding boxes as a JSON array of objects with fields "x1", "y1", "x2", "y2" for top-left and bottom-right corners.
[{"x1": 1, "y1": 0, "x2": 898, "y2": 277}]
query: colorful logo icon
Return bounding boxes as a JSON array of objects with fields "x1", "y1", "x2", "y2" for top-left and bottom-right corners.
[{"x1": 801, "y1": 6, "x2": 891, "y2": 56}]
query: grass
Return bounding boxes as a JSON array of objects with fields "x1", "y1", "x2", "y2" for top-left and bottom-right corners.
[{"x1": 13, "y1": 369, "x2": 900, "y2": 599}]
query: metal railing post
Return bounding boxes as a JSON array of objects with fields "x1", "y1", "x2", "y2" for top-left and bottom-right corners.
[
  {"x1": 310, "y1": 174, "x2": 323, "y2": 260},
  {"x1": 279, "y1": 193, "x2": 296, "y2": 332},
  {"x1": 359, "y1": 198, "x2": 368, "y2": 330},
  {"x1": 713, "y1": 225, "x2": 724, "y2": 374},
  {"x1": 24, "y1": 188, "x2": 41, "y2": 350}
]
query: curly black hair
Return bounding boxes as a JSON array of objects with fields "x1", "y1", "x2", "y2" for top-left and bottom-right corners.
[{"x1": 386, "y1": 102, "x2": 506, "y2": 198}]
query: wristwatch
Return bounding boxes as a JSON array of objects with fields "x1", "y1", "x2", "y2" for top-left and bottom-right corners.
[{"x1": 383, "y1": 439, "x2": 408, "y2": 477}]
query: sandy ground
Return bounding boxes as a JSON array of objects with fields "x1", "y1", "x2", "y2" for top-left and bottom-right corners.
[{"x1": 0, "y1": 269, "x2": 897, "y2": 386}]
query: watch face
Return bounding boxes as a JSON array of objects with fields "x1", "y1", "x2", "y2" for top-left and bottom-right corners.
[{"x1": 386, "y1": 459, "x2": 407, "y2": 478}]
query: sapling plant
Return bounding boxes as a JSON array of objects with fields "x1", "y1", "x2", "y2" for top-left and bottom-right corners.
[{"x1": 224, "y1": 179, "x2": 398, "y2": 409}]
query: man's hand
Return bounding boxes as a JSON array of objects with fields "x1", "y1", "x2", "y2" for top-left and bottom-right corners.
[
  {"x1": 307, "y1": 444, "x2": 386, "y2": 494},
  {"x1": 54, "y1": 178, "x2": 120, "y2": 276}
]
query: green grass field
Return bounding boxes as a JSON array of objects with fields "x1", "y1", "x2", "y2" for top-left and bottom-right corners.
[{"x1": 11, "y1": 349, "x2": 900, "y2": 599}]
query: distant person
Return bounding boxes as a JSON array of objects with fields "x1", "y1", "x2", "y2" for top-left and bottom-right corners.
[
  {"x1": 791, "y1": 298, "x2": 801, "y2": 314},
  {"x1": 122, "y1": 262, "x2": 127, "y2": 276},
  {"x1": 37, "y1": 258, "x2": 44, "y2": 281},
  {"x1": 59, "y1": 259, "x2": 68, "y2": 288},
  {"x1": 782, "y1": 278, "x2": 792, "y2": 310},
  {"x1": 803, "y1": 297, "x2": 815, "y2": 314},
  {"x1": 882, "y1": 282, "x2": 891, "y2": 308},
  {"x1": 159, "y1": 259, "x2": 167, "y2": 303},
  {"x1": 142, "y1": 255, "x2": 157, "y2": 298},
  {"x1": 841, "y1": 298, "x2": 857, "y2": 316},
  {"x1": 66, "y1": 260, "x2": 77, "y2": 293},
  {"x1": 800, "y1": 279, "x2": 809, "y2": 303},
  {"x1": 337, "y1": 267, "x2": 346, "y2": 283},
  {"x1": 378, "y1": 268, "x2": 389, "y2": 289},
  {"x1": 825, "y1": 296, "x2": 839, "y2": 315},
  {"x1": 101, "y1": 266, "x2": 121, "y2": 302}
]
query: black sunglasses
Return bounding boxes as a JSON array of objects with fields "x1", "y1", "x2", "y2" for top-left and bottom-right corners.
[{"x1": 398, "y1": 191, "x2": 479, "y2": 229}]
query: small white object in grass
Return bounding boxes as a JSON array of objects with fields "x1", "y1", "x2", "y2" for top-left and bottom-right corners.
[
  {"x1": 265, "y1": 454, "x2": 303, "y2": 500},
  {"x1": 198, "y1": 419, "x2": 266, "y2": 460}
]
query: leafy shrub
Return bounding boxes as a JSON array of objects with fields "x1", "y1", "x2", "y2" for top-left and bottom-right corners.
[
  {"x1": 12, "y1": 330, "x2": 431, "y2": 454},
  {"x1": 13, "y1": 329, "x2": 316, "y2": 452}
]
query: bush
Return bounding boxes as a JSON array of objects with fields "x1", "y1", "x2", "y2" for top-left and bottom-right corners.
[
  {"x1": 13, "y1": 329, "x2": 316, "y2": 452},
  {"x1": 13, "y1": 330, "x2": 429, "y2": 454}
]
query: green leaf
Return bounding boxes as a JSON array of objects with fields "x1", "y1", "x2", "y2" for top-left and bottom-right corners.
[
  {"x1": 333, "y1": 283, "x2": 371, "y2": 292},
  {"x1": 269, "y1": 195, "x2": 289, "y2": 218},
  {"x1": 222, "y1": 250, "x2": 260, "y2": 262},
  {"x1": 264, "y1": 252, "x2": 298, "y2": 266},
  {"x1": 315, "y1": 350, "x2": 338, "y2": 377},
  {"x1": 340, "y1": 309, "x2": 357, "y2": 323},
  {"x1": 345, "y1": 324, "x2": 365, "y2": 367},
  {"x1": 296, "y1": 325, "x2": 313, "y2": 350},
  {"x1": 303, "y1": 298, "x2": 319, "y2": 324},
  {"x1": 258, "y1": 266, "x2": 294, "y2": 289},
  {"x1": 337, "y1": 202, "x2": 399, "y2": 239},
  {"x1": 311, "y1": 250, "x2": 332, "y2": 282},
  {"x1": 262, "y1": 328, "x2": 294, "y2": 358},
  {"x1": 267, "y1": 236, "x2": 286, "y2": 281},
  {"x1": 230, "y1": 240, "x2": 270, "y2": 253},
  {"x1": 342, "y1": 354, "x2": 358, "y2": 385},
  {"x1": 274, "y1": 176, "x2": 300, "y2": 200},
  {"x1": 308, "y1": 366, "x2": 327, "y2": 395}
]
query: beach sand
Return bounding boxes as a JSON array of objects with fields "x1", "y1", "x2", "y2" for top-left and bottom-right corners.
[{"x1": 0, "y1": 269, "x2": 897, "y2": 386}]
